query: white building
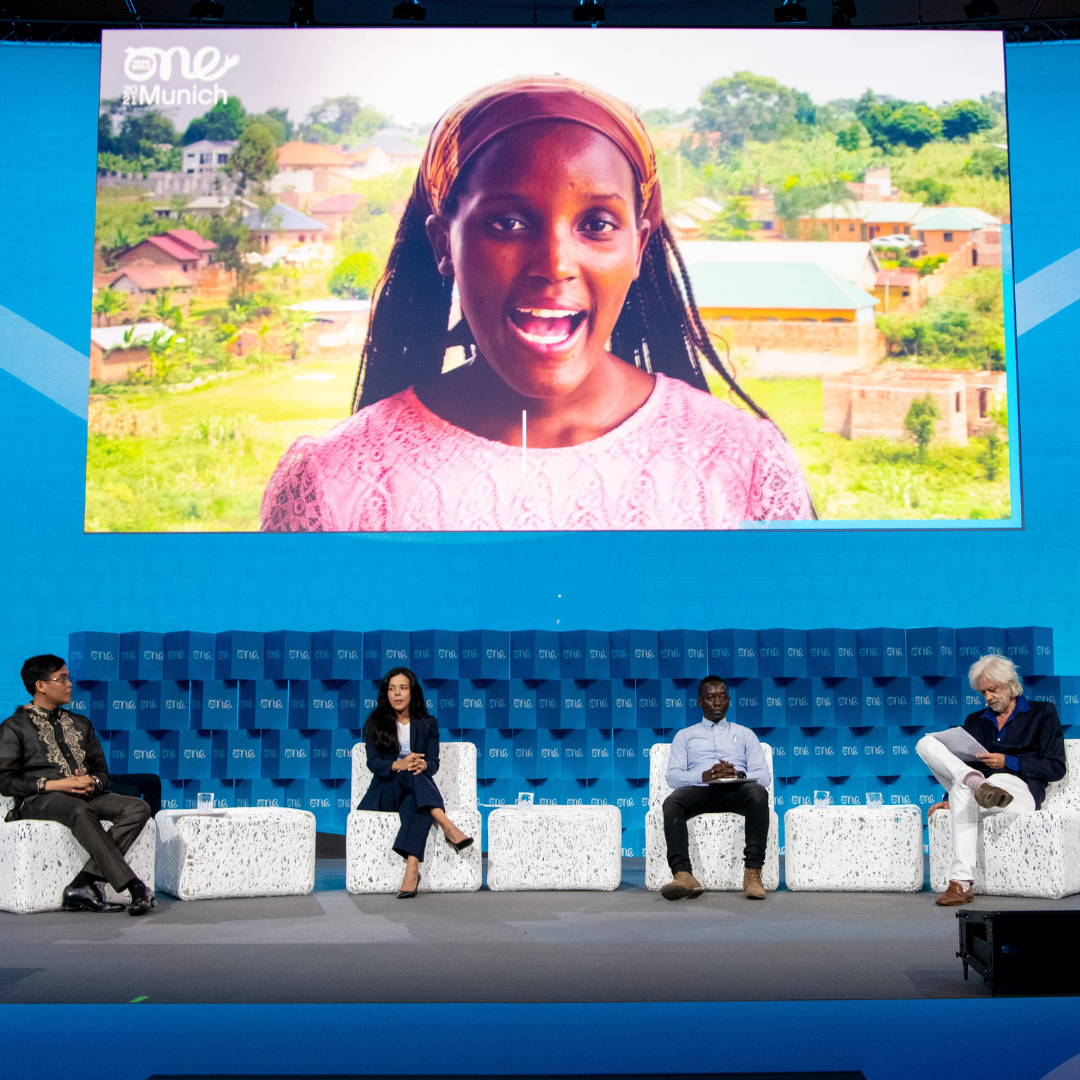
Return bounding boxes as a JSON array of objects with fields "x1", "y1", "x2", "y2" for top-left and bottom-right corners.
[{"x1": 182, "y1": 140, "x2": 237, "y2": 175}]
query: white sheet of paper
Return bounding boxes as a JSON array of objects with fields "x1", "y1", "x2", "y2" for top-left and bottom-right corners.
[
  {"x1": 708, "y1": 777, "x2": 755, "y2": 785},
  {"x1": 931, "y1": 726, "x2": 987, "y2": 762}
]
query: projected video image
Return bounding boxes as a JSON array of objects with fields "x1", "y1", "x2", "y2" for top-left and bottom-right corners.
[{"x1": 88, "y1": 28, "x2": 1014, "y2": 532}]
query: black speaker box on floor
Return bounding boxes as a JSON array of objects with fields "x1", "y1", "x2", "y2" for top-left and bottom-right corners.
[{"x1": 958, "y1": 910, "x2": 1080, "y2": 995}]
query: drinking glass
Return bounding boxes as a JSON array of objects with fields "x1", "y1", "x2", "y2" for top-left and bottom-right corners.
[
  {"x1": 516, "y1": 791, "x2": 534, "y2": 807},
  {"x1": 813, "y1": 790, "x2": 831, "y2": 808},
  {"x1": 866, "y1": 791, "x2": 884, "y2": 809},
  {"x1": 196, "y1": 792, "x2": 215, "y2": 811}
]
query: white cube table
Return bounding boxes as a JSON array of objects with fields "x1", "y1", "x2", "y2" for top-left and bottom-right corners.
[
  {"x1": 784, "y1": 804, "x2": 924, "y2": 892},
  {"x1": 155, "y1": 807, "x2": 316, "y2": 900},
  {"x1": 486, "y1": 804, "x2": 622, "y2": 891}
]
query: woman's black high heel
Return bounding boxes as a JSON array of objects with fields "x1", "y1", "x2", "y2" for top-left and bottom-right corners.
[
  {"x1": 397, "y1": 872, "x2": 420, "y2": 899},
  {"x1": 449, "y1": 836, "x2": 474, "y2": 853}
]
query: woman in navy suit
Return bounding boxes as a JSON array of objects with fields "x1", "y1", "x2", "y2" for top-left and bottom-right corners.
[{"x1": 358, "y1": 666, "x2": 473, "y2": 897}]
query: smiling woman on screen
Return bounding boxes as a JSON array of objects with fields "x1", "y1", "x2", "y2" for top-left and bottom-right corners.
[{"x1": 260, "y1": 75, "x2": 814, "y2": 532}]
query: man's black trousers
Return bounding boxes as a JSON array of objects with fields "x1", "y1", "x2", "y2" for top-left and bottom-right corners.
[
  {"x1": 662, "y1": 782, "x2": 770, "y2": 872},
  {"x1": 19, "y1": 790, "x2": 152, "y2": 891}
]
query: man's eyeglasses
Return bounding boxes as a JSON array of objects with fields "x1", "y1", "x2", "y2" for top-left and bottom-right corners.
[{"x1": 45, "y1": 675, "x2": 72, "y2": 685}]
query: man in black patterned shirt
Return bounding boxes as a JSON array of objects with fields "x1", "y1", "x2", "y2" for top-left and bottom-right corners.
[{"x1": 0, "y1": 654, "x2": 156, "y2": 915}]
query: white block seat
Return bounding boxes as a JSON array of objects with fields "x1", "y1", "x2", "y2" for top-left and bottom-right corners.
[
  {"x1": 346, "y1": 741, "x2": 482, "y2": 894},
  {"x1": 784, "y1": 804, "x2": 923, "y2": 892},
  {"x1": 486, "y1": 804, "x2": 622, "y2": 891},
  {"x1": 0, "y1": 793, "x2": 156, "y2": 914},
  {"x1": 928, "y1": 738, "x2": 1080, "y2": 900},
  {"x1": 155, "y1": 807, "x2": 316, "y2": 900},
  {"x1": 644, "y1": 742, "x2": 780, "y2": 892}
]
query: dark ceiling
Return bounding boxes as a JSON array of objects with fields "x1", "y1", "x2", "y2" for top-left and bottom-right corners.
[{"x1": 4, "y1": 0, "x2": 1080, "y2": 42}]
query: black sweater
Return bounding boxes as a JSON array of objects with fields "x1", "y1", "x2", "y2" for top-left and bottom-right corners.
[{"x1": 963, "y1": 696, "x2": 1067, "y2": 809}]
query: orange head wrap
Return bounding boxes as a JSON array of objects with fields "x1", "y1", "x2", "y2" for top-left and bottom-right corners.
[{"x1": 416, "y1": 74, "x2": 662, "y2": 232}]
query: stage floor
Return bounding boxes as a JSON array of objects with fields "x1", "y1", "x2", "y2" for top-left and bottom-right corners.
[{"x1": 1, "y1": 859, "x2": 1077, "y2": 1004}]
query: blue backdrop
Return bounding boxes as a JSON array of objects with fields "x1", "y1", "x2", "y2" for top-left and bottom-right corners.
[
  {"x1": 1, "y1": 40, "x2": 1079, "y2": 709},
  {"x1": 2, "y1": 35, "x2": 1080, "y2": 1080}
]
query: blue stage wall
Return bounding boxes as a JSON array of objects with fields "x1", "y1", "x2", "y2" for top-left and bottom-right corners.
[
  {"x1": 2, "y1": 40, "x2": 1080, "y2": 713},
  {"x1": 3, "y1": 35, "x2": 1080, "y2": 1080}
]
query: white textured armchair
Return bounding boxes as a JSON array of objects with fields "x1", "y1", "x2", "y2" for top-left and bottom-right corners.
[
  {"x1": 929, "y1": 739, "x2": 1080, "y2": 899},
  {"x1": 644, "y1": 742, "x2": 779, "y2": 892},
  {"x1": 346, "y1": 740, "x2": 482, "y2": 894},
  {"x1": 0, "y1": 794, "x2": 155, "y2": 913}
]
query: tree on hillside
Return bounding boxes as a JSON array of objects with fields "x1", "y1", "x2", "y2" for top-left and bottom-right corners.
[
  {"x1": 963, "y1": 145, "x2": 1009, "y2": 181},
  {"x1": 836, "y1": 121, "x2": 870, "y2": 151},
  {"x1": 904, "y1": 394, "x2": 940, "y2": 460},
  {"x1": 225, "y1": 122, "x2": 279, "y2": 200},
  {"x1": 698, "y1": 197, "x2": 755, "y2": 241},
  {"x1": 265, "y1": 107, "x2": 294, "y2": 142},
  {"x1": 696, "y1": 72, "x2": 815, "y2": 147},
  {"x1": 92, "y1": 288, "x2": 128, "y2": 327},
  {"x1": 244, "y1": 110, "x2": 289, "y2": 147},
  {"x1": 906, "y1": 177, "x2": 954, "y2": 204},
  {"x1": 300, "y1": 95, "x2": 388, "y2": 145},
  {"x1": 940, "y1": 99, "x2": 994, "y2": 141},
  {"x1": 329, "y1": 251, "x2": 381, "y2": 298},
  {"x1": 116, "y1": 110, "x2": 180, "y2": 158},
  {"x1": 183, "y1": 98, "x2": 246, "y2": 144},
  {"x1": 856, "y1": 92, "x2": 942, "y2": 151},
  {"x1": 98, "y1": 113, "x2": 116, "y2": 154},
  {"x1": 639, "y1": 106, "x2": 696, "y2": 130}
]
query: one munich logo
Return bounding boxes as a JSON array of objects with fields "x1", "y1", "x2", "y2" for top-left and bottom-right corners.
[{"x1": 124, "y1": 45, "x2": 239, "y2": 82}]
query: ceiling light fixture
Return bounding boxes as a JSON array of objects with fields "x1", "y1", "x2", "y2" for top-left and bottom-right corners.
[
  {"x1": 189, "y1": 0, "x2": 223, "y2": 18},
  {"x1": 392, "y1": 0, "x2": 425, "y2": 18},
  {"x1": 288, "y1": 0, "x2": 314, "y2": 23},
  {"x1": 831, "y1": 0, "x2": 856, "y2": 25},
  {"x1": 572, "y1": 0, "x2": 605, "y2": 25},
  {"x1": 774, "y1": 0, "x2": 808, "y2": 23}
]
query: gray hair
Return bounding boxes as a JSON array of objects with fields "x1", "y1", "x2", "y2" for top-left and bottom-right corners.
[{"x1": 968, "y1": 654, "x2": 1023, "y2": 697}]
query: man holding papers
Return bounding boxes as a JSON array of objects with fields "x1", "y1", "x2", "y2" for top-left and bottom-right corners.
[
  {"x1": 916, "y1": 654, "x2": 1067, "y2": 906},
  {"x1": 661, "y1": 677, "x2": 772, "y2": 902}
]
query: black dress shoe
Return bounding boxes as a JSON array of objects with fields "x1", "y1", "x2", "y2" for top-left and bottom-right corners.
[
  {"x1": 61, "y1": 881, "x2": 126, "y2": 913},
  {"x1": 397, "y1": 872, "x2": 420, "y2": 899},
  {"x1": 448, "y1": 836, "x2": 474, "y2": 853},
  {"x1": 127, "y1": 881, "x2": 157, "y2": 916}
]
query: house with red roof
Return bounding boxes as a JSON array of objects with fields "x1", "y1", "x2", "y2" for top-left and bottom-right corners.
[
  {"x1": 276, "y1": 141, "x2": 351, "y2": 172},
  {"x1": 116, "y1": 229, "x2": 218, "y2": 274},
  {"x1": 309, "y1": 193, "x2": 364, "y2": 234},
  {"x1": 109, "y1": 264, "x2": 194, "y2": 295},
  {"x1": 873, "y1": 268, "x2": 922, "y2": 314}
]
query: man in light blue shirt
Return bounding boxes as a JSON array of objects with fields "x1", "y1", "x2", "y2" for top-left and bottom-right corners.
[{"x1": 661, "y1": 676, "x2": 772, "y2": 901}]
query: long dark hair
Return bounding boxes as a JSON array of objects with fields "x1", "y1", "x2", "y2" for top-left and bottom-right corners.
[
  {"x1": 363, "y1": 666, "x2": 434, "y2": 756},
  {"x1": 351, "y1": 190, "x2": 769, "y2": 423}
]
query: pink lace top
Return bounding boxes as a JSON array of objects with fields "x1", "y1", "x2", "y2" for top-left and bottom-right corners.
[{"x1": 260, "y1": 373, "x2": 813, "y2": 532}]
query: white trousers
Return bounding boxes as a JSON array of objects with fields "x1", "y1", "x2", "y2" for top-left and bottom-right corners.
[{"x1": 916, "y1": 734, "x2": 1036, "y2": 884}]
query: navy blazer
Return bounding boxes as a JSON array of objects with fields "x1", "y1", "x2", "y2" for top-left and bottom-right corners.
[
  {"x1": 963, "y1": 696, "x2": 1067, "y2": 809},
  {"x1": 357, "y1": 713, "x2": 441, "y2": 811}
]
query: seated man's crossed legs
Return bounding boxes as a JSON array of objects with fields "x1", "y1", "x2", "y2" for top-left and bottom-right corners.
[
  {"x1": 21, "y1": 790, "x2": 156, "y2": 914},
  {"x1": 661, "y1": 782, "x2": 771, "y2": 901},
  {"x1": 916, "y1": 734, "x2": 1036, "y2": 907}
]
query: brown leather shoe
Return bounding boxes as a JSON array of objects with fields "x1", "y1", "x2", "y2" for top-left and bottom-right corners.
[
  {"x1": 661, "y1": 871, "x2": 704, "y2": 900},
  {"x1": 743, "y1": 867, "x2": 766, "y2": 900},
  {"x1": 974, "y1": 783, "x2": 1013, "y2": 810},
  {"x1": 935, "y1": 880, "x2": 974, "y2": 906}
]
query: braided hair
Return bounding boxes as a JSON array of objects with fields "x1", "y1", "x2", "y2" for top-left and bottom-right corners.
[{"x1": 351, "y1": 192, "x2": 770, "y2": 422}]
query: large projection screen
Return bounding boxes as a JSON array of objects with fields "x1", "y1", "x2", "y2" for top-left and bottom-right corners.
[{"x1": 89, "y1": 27, "x2": 1016, "y2": 533}]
